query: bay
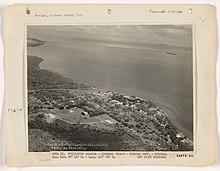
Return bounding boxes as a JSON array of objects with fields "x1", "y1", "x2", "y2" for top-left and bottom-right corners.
[{"x1": 27, "y1": 26, "x2": 193, "y2": 140}]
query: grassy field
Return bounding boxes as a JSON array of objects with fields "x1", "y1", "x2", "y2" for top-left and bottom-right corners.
[
  {"x1": 97, "y1": 114, "x2": 118, "y2": 124},
  {"x1": 52, "y1": 109, "x2": 118, "y2": 129},
  {"x1": 52, "y1": 108, "x2": 84, "y2": 123},
  {"x1": 81, "y1": 116, "x2": 100, "y2": 124}
]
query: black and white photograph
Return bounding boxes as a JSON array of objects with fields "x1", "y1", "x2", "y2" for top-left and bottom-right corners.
[{"x1": 27, "y1": 25, "x2": 193, "y2": 152}]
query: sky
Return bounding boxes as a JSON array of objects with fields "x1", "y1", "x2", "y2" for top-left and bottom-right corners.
[{"x1": 27, "y1": 25, "x2": 192, "y2": 48}]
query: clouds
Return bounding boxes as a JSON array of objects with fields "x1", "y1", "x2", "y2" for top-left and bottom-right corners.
[
  {"x1": 28, "y1": 25, "x2": 192, "y2": 48},
  {"x1": 139, "y1": 25, "x2": 192, "y2": 47}
]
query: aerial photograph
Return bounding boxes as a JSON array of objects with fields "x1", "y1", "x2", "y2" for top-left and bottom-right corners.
[{"x1": 27, "y1": 25, "x2": 193, "y2": 152}]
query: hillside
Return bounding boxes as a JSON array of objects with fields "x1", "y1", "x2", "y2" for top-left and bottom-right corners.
[{"x1": 27, "y1": 39, "x2": 193, "y2": 152}]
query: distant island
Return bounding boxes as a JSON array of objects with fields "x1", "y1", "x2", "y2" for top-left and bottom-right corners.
[
  {"x1": 27, "y1": 37, "x2": 45, "y2": 47},
  {"x1": 27, "y1": 38, "x2": 193, "y2": 152},
  {"x1": 166, "y1": 52, "x2": 176, "y2": 55}
]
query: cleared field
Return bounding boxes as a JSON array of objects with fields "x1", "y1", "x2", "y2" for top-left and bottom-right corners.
[
  {"x1": 92, "y1": 122, "x2": 116, "y2": 131},
  {"x1": 81, "y1": 114, "x2": 119, "y2": 132},
  {"x1": 81, "y1": 116, "x2": 100, "y2": 124},
  {"x1": 81, "y1": 114, "x2": 118, "y2": 127},
  {"x1": 96, "y1": 114, "x2": 118, "y2": 124},
  {"x1": 52, "y1": 108, "x2": 84, "y2": 123}
]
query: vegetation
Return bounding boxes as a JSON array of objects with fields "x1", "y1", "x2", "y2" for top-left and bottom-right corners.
[
  {"x1": 27, "y1": 39, "x2": 193, "y2": 152},
  {"x1": 28, "y1": 56, "x2": 89, "y2": 90}
]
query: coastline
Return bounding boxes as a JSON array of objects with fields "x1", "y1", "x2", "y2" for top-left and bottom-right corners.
[
  {"x1": 27, "y1": 53, "x2": 193, "y2": 141},
  {"x1": 157, "y1": 103, "x2": 193, "y2": 141},
  {"x1": 98, "y1": 85, "x2": 193, "y2": 140},
  {"x1": 27, "y1": 38, "x2": 193, "y2": 151},
  {"x1": 30, "y1": 40, "x2": 193, "y2": 137}
]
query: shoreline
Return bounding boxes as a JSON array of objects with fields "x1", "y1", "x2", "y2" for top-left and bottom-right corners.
[
  {"x1": 156, "y1": 102, "x2": 193, "y2": 141},
  {"x1": 28, "y1": 55, "x2": 193, "y2": 151},
  {"x1": 28, "y1": 54, "x2": 193, "y2": 141},
  {"x1": 27, "y1": 38, "x2": 193, "y2": 151},
  {"x1": 85, "y1": 82, "x2": 193, "y2": 140}
]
